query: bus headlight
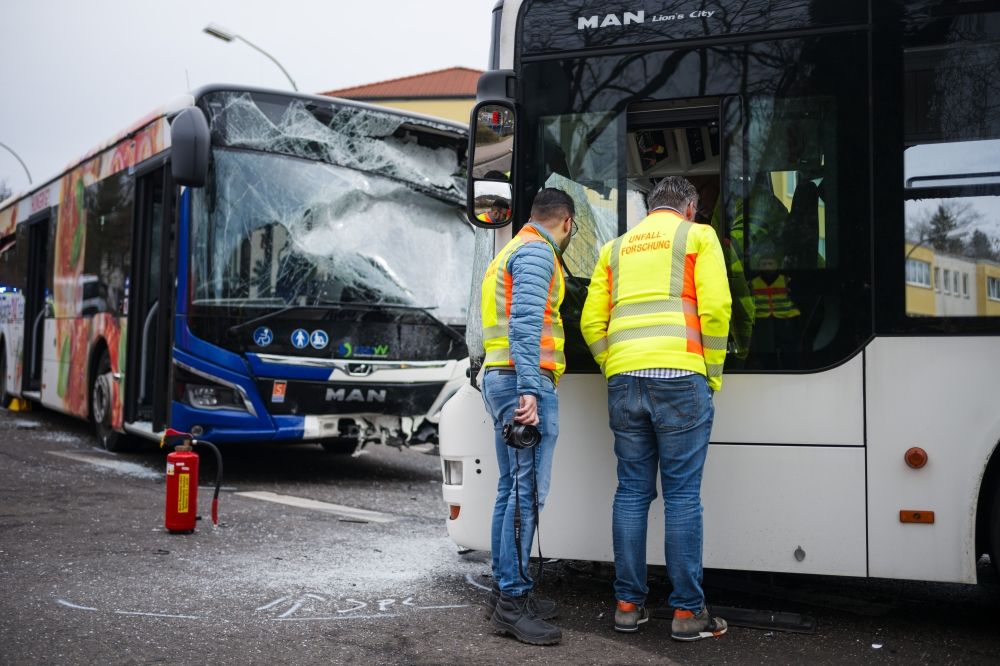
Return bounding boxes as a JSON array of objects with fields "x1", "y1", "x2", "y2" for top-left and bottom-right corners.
[
  {"x1": 184, "y1": 384, "x2": 246, "y2": 410},
  {"x1": 174, "y1": 362, "x2": 255, "y2": 415},
  {"x1": 442, "y1": 459, "x2": 463, "y2": 486}
]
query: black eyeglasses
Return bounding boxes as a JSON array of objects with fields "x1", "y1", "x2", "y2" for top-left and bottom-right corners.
[{"x1": 569, "y1": 216, "x2": 578, "y2": 236}]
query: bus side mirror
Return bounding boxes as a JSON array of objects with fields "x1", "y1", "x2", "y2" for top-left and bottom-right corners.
[
  {"x1": 468, "y1": 101, "x2": 515, "y2": 228},
  {"x1": 171, "y1": 106, "x2": 210, "y2": 188}
]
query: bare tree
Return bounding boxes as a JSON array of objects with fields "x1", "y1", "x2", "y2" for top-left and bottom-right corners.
[
  {"x1": 907, "y1": 200, "x2": 981, "y2": 256},
  {"x1": 0, "y1": 179, "x2": 11, "y2": 202}
]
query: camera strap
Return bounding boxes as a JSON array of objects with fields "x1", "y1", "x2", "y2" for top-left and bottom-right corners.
[{"x1": 512, "y1": 443, "x2": 545, "y2": 586}]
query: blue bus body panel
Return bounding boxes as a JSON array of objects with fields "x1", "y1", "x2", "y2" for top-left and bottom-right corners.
[{"x1": 170, "y1": 188, "x2": 308, "y2": 443}]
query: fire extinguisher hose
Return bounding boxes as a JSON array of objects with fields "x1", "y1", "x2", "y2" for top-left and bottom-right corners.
[{"x1": 194, "y1": 440, "x2": 224, "y2": 527}]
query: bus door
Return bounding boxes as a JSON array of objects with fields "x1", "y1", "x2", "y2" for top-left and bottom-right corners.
[
  {"x1": 124, "y1": 165, "x2": 174, "y2": 431},
  {"x1": 21, "y1": 211, "x2": 50, "y2": 395}
]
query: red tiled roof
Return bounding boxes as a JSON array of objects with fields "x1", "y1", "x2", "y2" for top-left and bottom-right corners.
[{"x1": 320, "y1": 66, "x2": 482, "y2": 100}]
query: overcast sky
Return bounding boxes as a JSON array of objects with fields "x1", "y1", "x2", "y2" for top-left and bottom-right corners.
[{"x1": 0, "y1": 0, "x2": 496, "y2": 193}]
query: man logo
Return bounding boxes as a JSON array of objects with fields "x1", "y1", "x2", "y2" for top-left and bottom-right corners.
[
  {"x1": 578, "y1": 10, "x2": 645, "y2": 30},
  {"x1": 325, "y1": 388, "x2": 387, "y2": 403}
]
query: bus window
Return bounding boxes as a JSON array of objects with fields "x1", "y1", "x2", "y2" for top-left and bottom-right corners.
[
  {"x1": 535, "y1": 112, "x2": 620, "y2": 279},
  {"x1": 0, "y1": 235, "x2": 19, "y2": 294},
  {"x1": 83, "y1": 172, "x2": 133, "y2": 316},
  {"x1": 903, "y1": 12, "x2": 1000, "y2": 318}
]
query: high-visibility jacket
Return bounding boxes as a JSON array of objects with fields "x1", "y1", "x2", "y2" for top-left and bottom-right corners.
[
  {"x1": 481, "y1": 225, "x2": 567, "y2": 383},
  {"x1": 476, "y1": 212, "x2": 498, "y2": 224},
  {"x1": 581, "y1": 209, "x2": 732, "y2": 391},
  {"x1": 751, "y1": 274, "x2": 800, "y2": 319}
]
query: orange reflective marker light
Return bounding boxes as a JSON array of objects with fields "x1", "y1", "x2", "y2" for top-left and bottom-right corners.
[
  {"x1": 900, "y1": 510, "x2": 934, "y2": 524},
  {"x1": 905, "y1": 447, "x2": 928, "y2": 469},
  {"x1": 449, "y1": 505, "x2": 461, "y2": 520}
]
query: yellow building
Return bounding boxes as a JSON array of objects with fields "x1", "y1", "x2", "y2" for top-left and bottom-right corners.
[
  {"x1": 904, "y1": 243, "x2": 936, "y2": 316},
  {"x1": 976, "y1": 260, "x2": 1000, "y2": 317},
  {"x1": 320, "y1": 67, "x2": 482, "y2": 125}
]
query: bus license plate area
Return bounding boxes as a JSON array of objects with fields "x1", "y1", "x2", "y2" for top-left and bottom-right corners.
[{"x1": 256, "y1": 379, "x2": 443, "y2": 416}]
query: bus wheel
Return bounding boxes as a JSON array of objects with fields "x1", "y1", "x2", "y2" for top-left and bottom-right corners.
[
  {"x1": 321, "y1": 438, "x2": 359, "y2": 455},
  {"x1": 0, "y1": 342, "x2": 10, "y2": 408},
  {"x1": 91, "y1": 351, "x2": 124, "y2": 451}
]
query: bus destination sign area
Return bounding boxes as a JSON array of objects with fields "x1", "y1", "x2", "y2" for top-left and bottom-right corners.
[{"x1": 519, "y1": 0, "x2": 867, "y2": 55}]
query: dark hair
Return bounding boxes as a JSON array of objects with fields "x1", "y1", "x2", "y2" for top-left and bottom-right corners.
[
  {"x1": 530, "y1": 187, "x2": 575, "y2": 222},
  {"x1": 491, "y1": 197, "x2": 510, "y2": 210},
  {"x1": 648, "y1": 176, "x2": 698, "y2": 212}
]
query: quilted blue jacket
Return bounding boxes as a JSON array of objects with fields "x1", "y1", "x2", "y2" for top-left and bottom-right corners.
[{"x1": 506, "y1": 222, "x2": 561, "y2": 398}]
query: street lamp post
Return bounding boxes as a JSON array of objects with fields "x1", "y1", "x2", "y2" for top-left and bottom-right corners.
[
  {"x1": 0, "y1": 141, "x2": 32, "y2": 186},
  {"x1": 203, "y1": 23, "x2": 299, "y2": 92}
]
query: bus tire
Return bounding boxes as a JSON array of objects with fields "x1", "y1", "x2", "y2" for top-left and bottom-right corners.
[
  {"x1": 0, "y1": 341, "x2": 10, "y2": 408},
  {"x1": 321, "y1": 438, "x2": 359, "y2": 455},
  {"x1": 91, "y1": 350, "x2": 125, "y2": 452}
]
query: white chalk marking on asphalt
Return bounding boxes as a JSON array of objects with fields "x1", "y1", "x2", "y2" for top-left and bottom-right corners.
[
  {"x1": 56, "y1": 599, "x2": 98, "y2": 611},
  {"x1": 278, "y1": 601, "x2": 304, "y2": 618},
  {"x1": 338, "y1": 599, "x2": 367, "y2": 613},
  {"x1": 234, "y1": 491, "x2": 395, "y2": 523},
  {"x1": 273, "y1": 614, "x2": 402, "y2": 622},
  {"x1": 45, "y1": 451, "x2": 161, "y2": 480},
  {"x1": 255, "y1": 596, "x2": 291, "y2": 611},
  {"x1": 114, "y1": 610, "x2": 202, "y2": 619},
  {"x1": 415, "y1": 604, "x2": 469, "y2": 610},
  {"x1": 465, "y1": 573, "x2": 491, "y2": 591}
]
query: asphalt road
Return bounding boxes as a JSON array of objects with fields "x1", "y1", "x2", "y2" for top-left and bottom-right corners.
[{"x1": 1, "y1": 407, "x2": 999, "y2": 665}]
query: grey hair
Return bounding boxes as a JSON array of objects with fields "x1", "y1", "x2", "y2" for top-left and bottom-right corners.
[{"x1": 647, "y1": 176, "x2": 698, "y2": 212}]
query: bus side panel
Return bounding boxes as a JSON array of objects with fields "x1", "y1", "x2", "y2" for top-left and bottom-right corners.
[
  {"x1": 711, "y1": 354, "x2": 864, "y2": 445},
  {"x1": 442, "y1": 376, "x2": 869, "y2": 576},
  {"x1": 441, "y1": 383, "x2": 496, "y2": 551},
  {"x1": 866, "y1": 337, "x2": 1000, "y2": 584},
  {"x1": 703, "y1": 445, "x2": 867, "y2": 576}
]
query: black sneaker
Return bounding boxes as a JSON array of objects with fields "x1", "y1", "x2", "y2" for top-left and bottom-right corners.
[
  {"x1": 671, "y1": 607, "x2": 727, "y2": 641},
  {"x1": 491, "y1": 594, "x2": 562, "y2": 645},
  {"x1": 486, "y1": 583, "x2": 557, "y2": 620},
  {"x1": 614, "y1": 600, "x2": 650, "y2": 633}
]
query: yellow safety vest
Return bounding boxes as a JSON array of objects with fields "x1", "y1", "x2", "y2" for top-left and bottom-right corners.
[
  {"x1": 751, "y1": 275, "x2": 801, "y2": 319},
  {"x1": 480, "y1": 225, "x2": 567, "y2": 383},
  {"x1": 581, "y1": 210, "x2": 732, "y2": 391}
]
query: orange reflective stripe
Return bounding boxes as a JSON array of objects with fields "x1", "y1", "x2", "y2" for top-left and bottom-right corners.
[
  {"x1": 681, "y1": 252, "x2": 702, "y2": 355},
  {"x1": 481, "y1": 224, "x2": 567, "y2": 381}
]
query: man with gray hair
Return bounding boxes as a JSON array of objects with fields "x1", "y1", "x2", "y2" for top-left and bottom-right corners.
[{"x1": 581, "y1": 175, "x2": 732, "y2": 640}]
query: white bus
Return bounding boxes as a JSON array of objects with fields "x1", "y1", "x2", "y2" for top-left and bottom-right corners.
[{"x1": 440, "y1": 0, "x2": 1000, "y2": 585}]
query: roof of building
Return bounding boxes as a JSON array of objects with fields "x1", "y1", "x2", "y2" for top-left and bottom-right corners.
[{"x1": 320, "y1": 66, "x2": 482, "y2": 100}]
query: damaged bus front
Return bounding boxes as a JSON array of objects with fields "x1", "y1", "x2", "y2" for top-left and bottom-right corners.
[{"x1": 176, "y1": 87, "x2": 472, "y2": 451}]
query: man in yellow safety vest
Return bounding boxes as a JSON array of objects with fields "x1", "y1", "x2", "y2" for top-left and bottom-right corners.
[
  {"x1": 581, "y1": 176, "x2": 731, "y2": 641},
  {"x1": 479, "y1": 187, "x2": 575, "y2": 646},
  {"x1": 476, "y1": 197, "x2": 511, "y2": 226}
]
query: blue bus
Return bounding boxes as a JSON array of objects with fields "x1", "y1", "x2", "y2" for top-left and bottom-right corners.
[{"x1": 0, "y1": 85, "x2": 472, "y2": 453}]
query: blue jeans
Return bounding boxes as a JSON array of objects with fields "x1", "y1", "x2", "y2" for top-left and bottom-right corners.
[
  {"x1": 608, "y1": 373, "x2": 714, "y2": 611},
  {"x1": 481, "y1": 370, "x2": 558, "y2": 598}
]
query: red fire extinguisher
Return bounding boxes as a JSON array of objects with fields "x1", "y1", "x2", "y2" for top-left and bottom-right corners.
[{"x1": 161, "y1": 429, "x2": 223, "y2": 534}]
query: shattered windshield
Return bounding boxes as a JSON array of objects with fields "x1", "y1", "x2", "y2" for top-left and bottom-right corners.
[
  {"x1": 199, "y1": 90, "x2": 465, "y2": 204},
  {"x1": 190, "y1": 147, "x2": 474, "y2": 325}
]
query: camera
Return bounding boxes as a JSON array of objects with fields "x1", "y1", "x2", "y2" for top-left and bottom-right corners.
[{"x1": 502, "y1": 422, "x2": 541, "y2": 449}]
